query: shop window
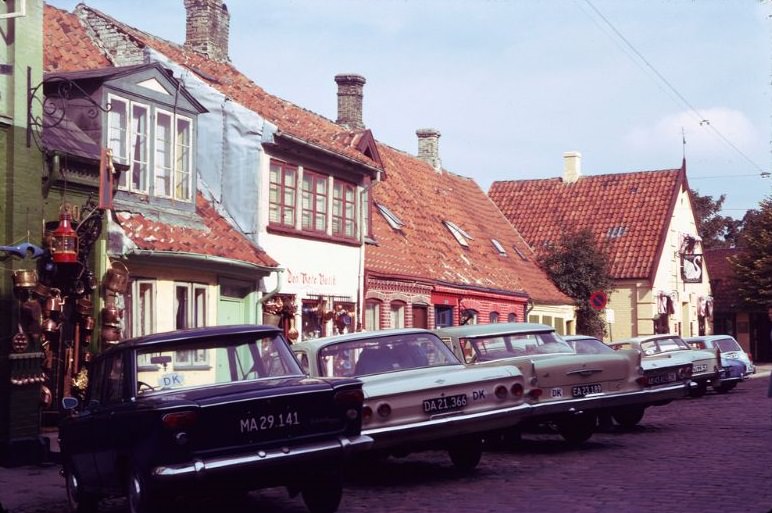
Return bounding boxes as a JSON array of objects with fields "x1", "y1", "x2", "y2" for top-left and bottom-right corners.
[
  {"x1": 390, "y1": 301, "x2": 406, "y2": 328},
  {"x1": 461, "y1": 309, "x2": 478, "y2": 325},
  {"x1": 365, "y1": 300, "x2": 381, "y2": 331},
  {"x1": 435, "y1": 305, "x2": 454, "y2": 328},
  {"x1": 302, "y1": 300, "x2": 325, "y2": 339}
]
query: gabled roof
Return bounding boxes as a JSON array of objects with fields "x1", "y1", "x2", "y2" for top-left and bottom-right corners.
[
  {"x1": 114, "y1": 192, "x2": 278, "y2": 269},
  {"x1": 44, "y1": 3, "x2": 382, "y2": 174},
  {"x1": 367, "y1": 144, "x2": 571, "y2": 305},
  {"x1": 488, "y1": 165, "x2": 686, "y2": 280}
]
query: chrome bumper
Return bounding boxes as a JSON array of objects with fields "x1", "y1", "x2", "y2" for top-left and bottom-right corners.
[{"x1": 152, "y1": 434, "x2": 373, "y2": 480}]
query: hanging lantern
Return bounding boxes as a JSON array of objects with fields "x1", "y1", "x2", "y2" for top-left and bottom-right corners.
[{"x1": 50, "y1": 206, "x2": 79, "y2": 264}]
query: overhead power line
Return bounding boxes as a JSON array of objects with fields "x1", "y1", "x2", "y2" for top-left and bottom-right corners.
[{"x1": 579, "y1": 0, "x2": 768, "y2": 177}]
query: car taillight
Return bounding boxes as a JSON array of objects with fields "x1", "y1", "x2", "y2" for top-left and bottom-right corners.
[
  {"x1": 376, "y1": 403, "x2": 391, "y2": 418},
  {"x1": 677, "y1": 365, "x2": 691, "y2": 379},
  {"x1": 495, "y1": 385, "x2": 508, "y2": 400},
  {"x1": 527, "y1": 388, "x2": 543, "y2": 401},
  {"x1": 162, "y1": 410, "x2": 197, "y2": 431},
  {"x1": 635, "y1": 376, "x2": 649, "y2": 386},
  {"x1": 510, "y1": 383, "x2": 524, "y2": 398},
  {"x1": 361, "y1": 405, "x2": 373, "y2": 423},
  {"x1": 334, "y1": 388, "x2": 364, "y2": 420}
]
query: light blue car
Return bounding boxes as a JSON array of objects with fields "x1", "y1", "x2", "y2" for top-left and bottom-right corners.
[{"x1": 686, "y1": 334, "x2": 756, "y2": 381}]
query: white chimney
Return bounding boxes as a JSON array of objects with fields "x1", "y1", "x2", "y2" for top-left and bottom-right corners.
[
  {"x1": 563, "y1": 151, "x2": 582, "y2": 184},
  {"x1": 416, "y1": 128, "x2": 442, "y2": 171}
]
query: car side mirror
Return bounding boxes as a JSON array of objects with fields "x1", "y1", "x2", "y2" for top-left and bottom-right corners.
[{"x1": 62, "y1": 396, "x2": 80, "y2": 411}]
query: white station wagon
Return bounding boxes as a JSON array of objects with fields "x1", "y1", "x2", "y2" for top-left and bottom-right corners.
[
  {"x1": 436, "y1": 323, "x2": 689, "y2": 443},
  {"x1": 293, "y1": 328, "x2": 529, "y2": 471}
]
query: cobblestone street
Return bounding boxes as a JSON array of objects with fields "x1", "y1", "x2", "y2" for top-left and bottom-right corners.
[{"x1": 2, "y1": 368, "x2": 771, "y2": 513}]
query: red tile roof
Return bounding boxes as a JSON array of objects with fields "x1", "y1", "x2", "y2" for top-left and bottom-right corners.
[
  {"x1": 367, "y1": 144, "x2": 571, "y2": 304},
  {"x1": 489, "y1": 167, "x2": 686, "y2": 280},
  {"x1": 52, "y1": 3, "x2": 381, "y2": 172},
  {"x1": 43, "y1": 5, "x2": 112, "y2": 72},
  {"x1": 115, "y1": 193, "x2": 278, "y2": 268}
]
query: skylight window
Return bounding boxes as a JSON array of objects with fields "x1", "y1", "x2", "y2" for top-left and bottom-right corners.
[
  {"x1": 444, "y1": 220, "x2": 472, "y2": 247},
  {"x1": 513, "y1": 245, "x2": 529, "y2": 261},
  {"x1": 376, "y1": 203, "x2": 404, "y2": 230},
  {"x1": 491, "y1": 239, "x2": 507, "y2": 255},
  {"x1": 607, "y1": 226, "x2": 627, "y2": 239}
]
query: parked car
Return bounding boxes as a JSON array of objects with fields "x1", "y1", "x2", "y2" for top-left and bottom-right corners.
[
  {"x1": 564, "y1": 334, "x2": 692, "y2": 426},
  {"x1": 435, "y1": 323, "x2": 683, "y2": 443},
  {"x1": 292, "y1": 328, "x2": 529, "y2": 471},
  {"x1": 685, "y1": 334, "x2": 756, "y2": 377},
  {"x1": 609, "y1": 334, "x2": 721, "y2": 398},
  {"x1": 59, "y1": 325, "x2": 372, "y2": 513}
]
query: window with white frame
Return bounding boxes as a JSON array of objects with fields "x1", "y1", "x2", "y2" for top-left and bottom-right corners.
[
  {"x1": 131, "y1": 280, "x2": 156, "y2": 368},
  {"x1": 174, "y1": 283, "x2": 209, "y2": 367},
  {"x1": 269, "y1": 159, "x2": 297, "y2": 227},
  {"x1": 365, "y1": 300, "x2": 381, "y2": 331},
  {"x1": 302, "y1": 171, "x2": 328, "y2": 233},
  {"x1": 333, "y1": 180, "x2": 356, "y2": 238},
  {"x1": 390, "y1": 301, "x2": 405, "y2": 328},
  {"x1": 108, "y1": 95, "x2": 192, "y2": 201}
]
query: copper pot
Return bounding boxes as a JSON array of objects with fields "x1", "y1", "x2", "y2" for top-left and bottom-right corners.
[
  {"x1": 45, "y1": 291, "x2": 64, "y2": 315},
  {"x1": 104, "y1": 261, "x2": 130, "y2": 293},
  {"x1": 81, "y1": 315, "x2": 95, "y2": 332},
  {"x1": 101, "y1": 325, "x2": 121, "y2": 343},
  {"x1": 101, "y1": 304, "x2": 122, "y2": 325},
  {"x1": 33, "y1": 281, "x2": 51, "y2": 298},
  {"x1": 12, "y1": 269, "x2": 38, "y2": 289},
  {"x1": 42, "y1": 318, "x2": 59, "y2": 334},
  {"x1": 76, "y1": 297, "x2": 93, "y2": 316}
]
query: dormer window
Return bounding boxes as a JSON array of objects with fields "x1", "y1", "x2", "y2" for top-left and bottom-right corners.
[
  {"x1": 109, "y1": 94, "x2": 193, "y2": 202},
  {"x1": 444, "y1": 220, "x2": 472, "y2": 247},
  {"x1": 491, "y1": 239, "x2": 507, "y2": 255},
  {"x1": 376, "y1": 203, "x2": 404, "y2": 231}
]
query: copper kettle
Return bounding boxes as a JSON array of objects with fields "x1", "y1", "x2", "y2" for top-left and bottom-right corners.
[{"x1": 101, "y1": 303, "x2": 123, "y2": 325}]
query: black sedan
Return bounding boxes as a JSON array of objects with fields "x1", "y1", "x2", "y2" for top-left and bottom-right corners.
[{"x1": 59, "y1": 324, "x2": 372, "y2": 513}]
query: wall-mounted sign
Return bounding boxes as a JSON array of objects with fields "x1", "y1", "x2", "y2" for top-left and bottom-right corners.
[{"x1": 681, "y1": 254, "x2": 703, "y2": 283}]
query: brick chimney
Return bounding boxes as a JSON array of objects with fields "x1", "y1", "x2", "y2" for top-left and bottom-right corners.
[
  {"x1": 335, "y1": 74, "x2": 366, "y2": 130},
  {"x1": 563, "y1": 151, "x2": 582, "y2": 184},
  {"x1": 417, "y1": 128, "x2": 442, "y2": 171},
  {"x1": 183, "y1": 0, "x2": 230, "y2": 62}
]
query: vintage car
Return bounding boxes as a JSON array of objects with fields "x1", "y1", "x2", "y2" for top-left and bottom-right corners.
[
  {"x1": 59, "y1": 325, "x2": 372, "y2": 513},
  {"x1": 292, "y1": 328, "x2": 529, "y2": 471},
  {"x1": 609, "y1": 333, "x2": 721, "y2": 398},
  {"x1": 686, "y1": 334, "x2": 756, "y2": 377},
  {"x1": 564, "y1": 334, "x2": 692, "y2": 425},
  {"x1": 435, "y1": 323, "x2": 688, "y2": 443}
]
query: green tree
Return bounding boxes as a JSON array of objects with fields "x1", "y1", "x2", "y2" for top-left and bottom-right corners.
[
  {"x1": 537, "y1": 228, "x2": 613, "y2": 338},
  {"x1": 689, "y1": 188, "x2": 743, "y2": 249},
  {"x1": 730, "y1": 196, "x2": 772, "y2": 308}
]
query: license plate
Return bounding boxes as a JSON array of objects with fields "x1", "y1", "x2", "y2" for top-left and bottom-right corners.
[
  {"x1": 693, "y1": 364, "x2": 708, "y2": 373},
  {"x1": 572, "y1": 383, "x2": 602, "y2": 397},
  {"x1": 239, "y1": 410, "x2": 301, "y2": 434},
  {"x1": 423, "y1": 394, "x2": 467, "y2": 413},
  {"x1": 648, "y1": 371, "x2": 677, "y2": 385}
]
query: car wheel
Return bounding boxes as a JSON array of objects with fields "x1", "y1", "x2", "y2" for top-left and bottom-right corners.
[
  {"x1": 448, "y1": 436, "x2": 483, "y2": 472},
  {"x1": 127, "y1": 468, "x2": 161, "y2": 513},
  {"x1": 556, "y1": 412, "x2": 596, "y2": 445},
  {"x1": 611, "y1": 406, "x2": 646, "y2": 427},
  {"x1": 301, "y1": 471, "x2": 343, "y2": 513},
  {"x1": 689, "y1": 381, "x2": 708, "y2": 398},
  {"x1": 64, "y1": 464, "x2": 99, "y2": 513}
]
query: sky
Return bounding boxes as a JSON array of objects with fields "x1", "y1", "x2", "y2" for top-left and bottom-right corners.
[{"x1": 46, "y1": 0, "x2": 772, "y2": 220}]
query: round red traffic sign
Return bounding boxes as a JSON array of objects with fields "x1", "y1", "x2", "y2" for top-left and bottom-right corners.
[{"x1": 589, "y1": 290, "x2": 608, "y2": 311}]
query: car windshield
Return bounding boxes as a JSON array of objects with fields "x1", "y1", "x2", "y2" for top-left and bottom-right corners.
[
  {"x1": 135, "y1": 333, "x2": 303, "y2": 394},
  {"x1": 462, "y1": 331, "x2": 572, "y2": 362},
  {"x1": 317, "y1": 332, "x2": 460, "y2": 377},
  {"x1": 713, "y1": 338, "x2": 743, "y2": 352},
  {"x1": 571, "y1": 337, "x2": 615, "y2": 355},
  {"x1": 640, "y1": 336, "x2": 690, "y2": 355}
]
